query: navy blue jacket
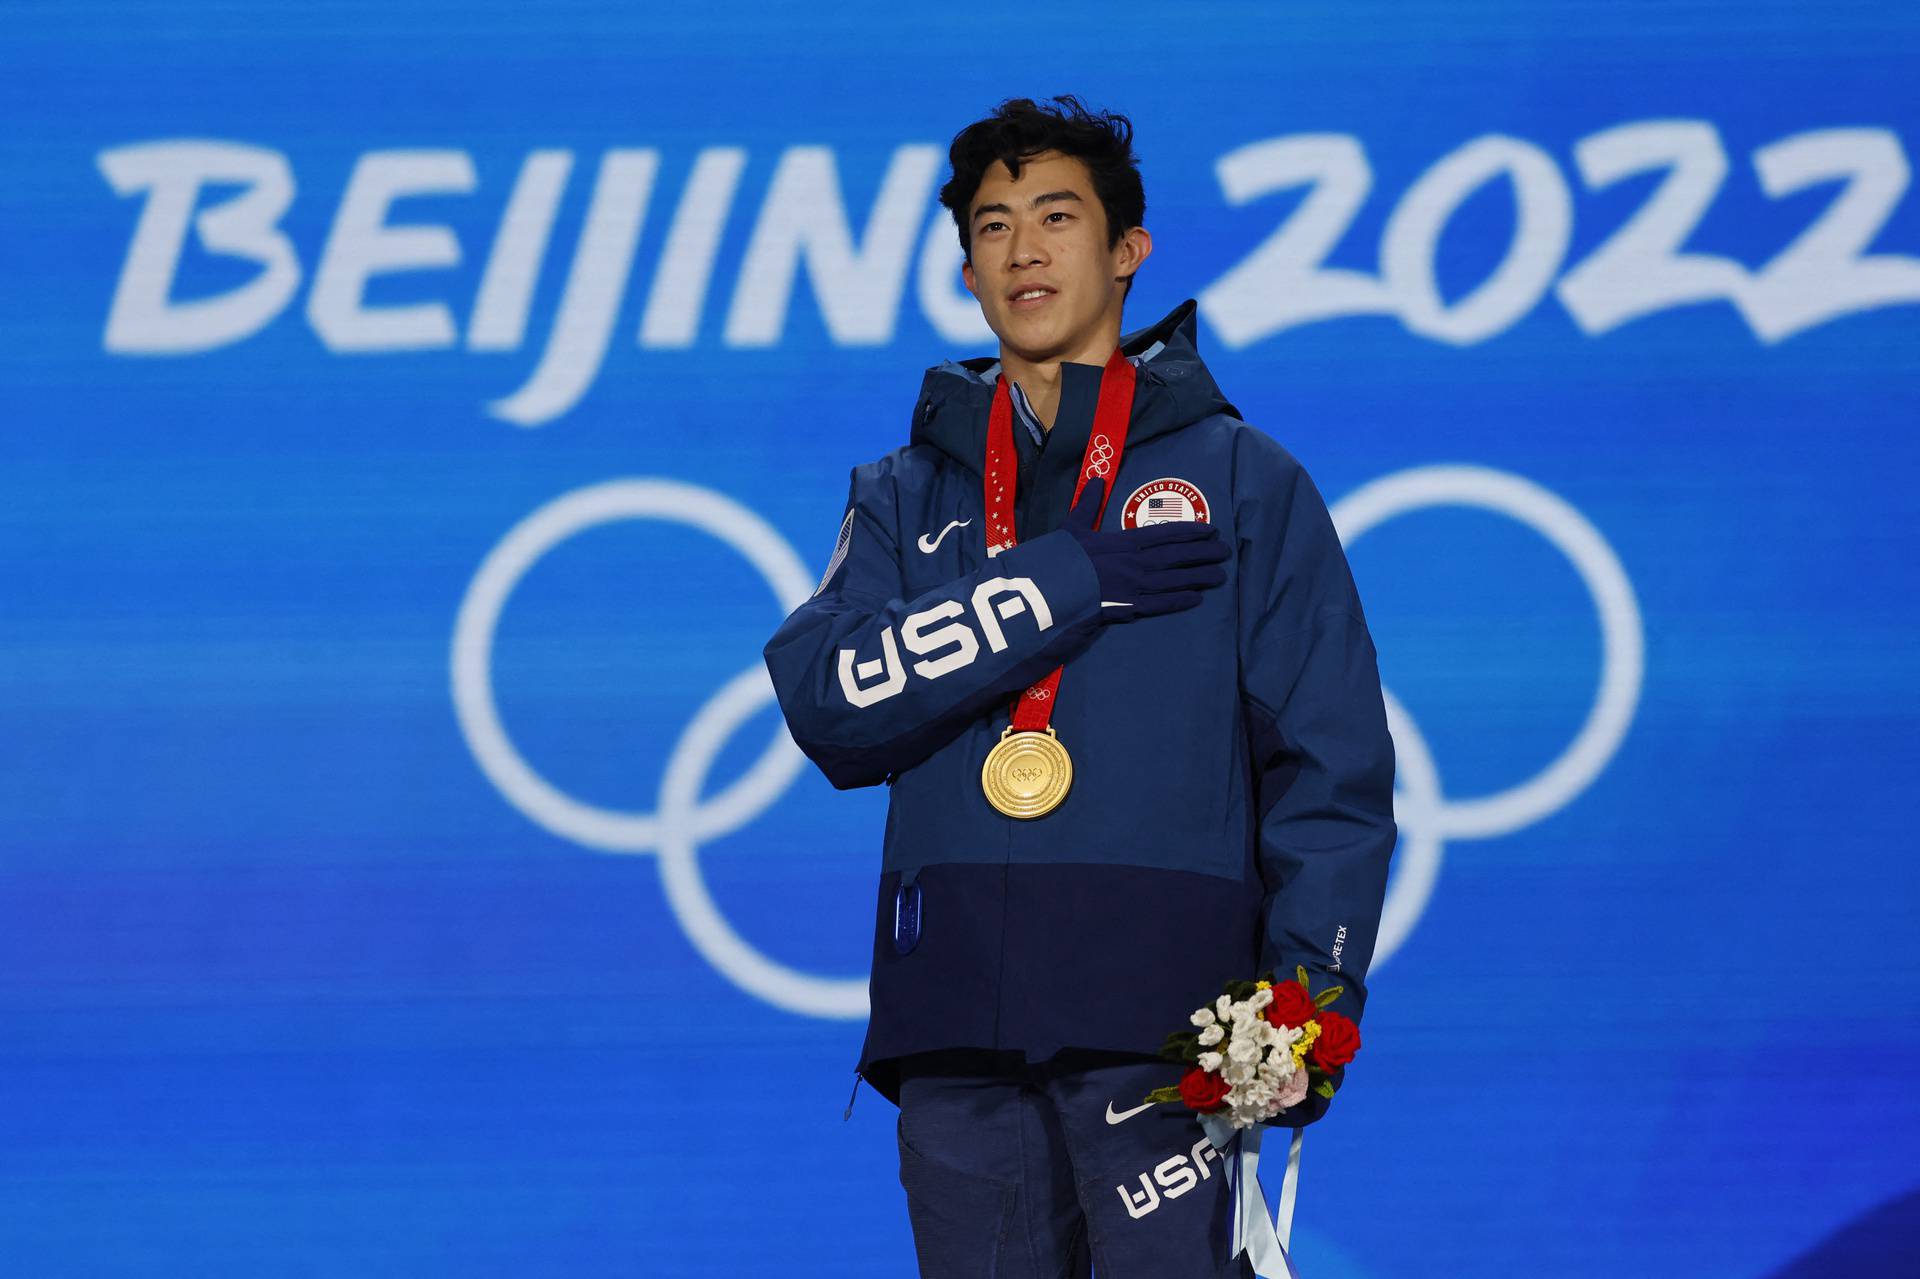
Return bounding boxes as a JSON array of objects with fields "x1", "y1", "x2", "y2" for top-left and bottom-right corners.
[{"x1": 763, "y1": 299, "x2": 1397, "y2": 1108}]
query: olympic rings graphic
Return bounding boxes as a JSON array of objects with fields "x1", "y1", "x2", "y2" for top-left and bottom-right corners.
[
  {"x1": 449, "y1": 479, "x2": 861, "y2": 1017},
  {"x1": 1328, "y1": 465, "x2": 1644, "y2": 964},
  {"x1": 452, "y1": 465, "x2": 1642, "y2": 1020},
  {"x1": 1087, "y1": 436, "x2": 1116, "y2": 475}
]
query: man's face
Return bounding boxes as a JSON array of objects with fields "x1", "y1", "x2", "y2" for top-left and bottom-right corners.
[{"x1": 961, "y1": 151, "x2": 1148, "y2": 363}]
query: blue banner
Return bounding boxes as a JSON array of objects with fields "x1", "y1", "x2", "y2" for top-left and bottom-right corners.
[{"x1": 3, "y1": 1, "x2": 1916, "y2": 1274}]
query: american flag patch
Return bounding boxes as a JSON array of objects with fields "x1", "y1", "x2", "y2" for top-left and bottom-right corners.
[{"x1": 1121, "y1": 477, "x2": 1211, "y2": 530}]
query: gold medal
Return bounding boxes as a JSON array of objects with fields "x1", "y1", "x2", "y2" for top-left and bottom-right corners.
[{"x1": 981, "y1": 725, "x2": 1072, "y2": 819}]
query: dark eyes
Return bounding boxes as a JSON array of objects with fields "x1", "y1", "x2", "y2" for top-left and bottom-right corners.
[{"x1": 979, "y1": 211, "x2": 1072, "y2": 233}]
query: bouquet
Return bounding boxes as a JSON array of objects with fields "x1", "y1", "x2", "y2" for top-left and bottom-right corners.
[{"x1": 1142, "y1": 966, "x2": 1362, "y2": 1129}]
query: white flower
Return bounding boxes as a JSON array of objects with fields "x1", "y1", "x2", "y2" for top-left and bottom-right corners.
[
  {"x1": 1227, "y1": 1034, "x2": 1260, "y2": 1064},
  {"x1": 1216, "y1": 995, "x2": 1233, "y2": 1021},
  {"x1": 1228, "y1": 1087, "x2": 1268, "y2": 1127},
  {"x1": 1198, "y1": 1051, "x2": 1223, "y2": 1073},
  {"x1": 1198, "y1": 1023, "x2": 1224, "y2": 1047},
  {"x1": 1191, "y1": 1007, "x2": 1217, "y2": 1029}
]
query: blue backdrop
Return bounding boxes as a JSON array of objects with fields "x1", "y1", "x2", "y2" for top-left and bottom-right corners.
[{"x1": 4, "y1": 1, "x2": 1917, "y2": 1274}]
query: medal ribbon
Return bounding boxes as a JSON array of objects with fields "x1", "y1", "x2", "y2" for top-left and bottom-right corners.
[
  {"x1": 1199, "y1": 1115, "x2": 1303, "y2": 1278},
  {"x1": 983, "y1": 346, "x2": 1136, "y2": 734}
]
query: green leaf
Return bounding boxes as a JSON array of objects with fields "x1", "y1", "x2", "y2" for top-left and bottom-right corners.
[
  {"x1": 1159, "y1": 1032, "x2": 1201, "y2": 1064},
  {"x1": 1313, "y1": 1080, "x2": 1336, "y2": 1100},
  {"x1": 1313, "y1": 985, "x2": 1344, "y2": 1009},
  {"x1": 1295, "y1": 965, "x2": 1310, "y2": 989},
  {"x1": 1143, "y1": 1086, "x2": 1183, "y2": 1105}
]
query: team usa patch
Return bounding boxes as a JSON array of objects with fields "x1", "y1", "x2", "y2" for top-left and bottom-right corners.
[{"x1": 1120, "y1": 477, "x2": 1211, "y2": 528}]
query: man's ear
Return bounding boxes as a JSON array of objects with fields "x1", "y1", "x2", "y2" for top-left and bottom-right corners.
[
  {"x1": 961, "y1": 255, "x2": 977, "y2": 299},
  {"x1": 1115, "y1": 225, "x2": 1153, "y2": 285}
]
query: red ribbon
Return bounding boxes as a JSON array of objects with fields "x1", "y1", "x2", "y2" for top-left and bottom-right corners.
[{"x1": 982, "y1": 347, "x2": 1137, "y2": 733}]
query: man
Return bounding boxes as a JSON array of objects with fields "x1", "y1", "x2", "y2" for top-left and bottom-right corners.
[{"x1": 762, "y1": 96, "x2": 1397, "y2": 1278}]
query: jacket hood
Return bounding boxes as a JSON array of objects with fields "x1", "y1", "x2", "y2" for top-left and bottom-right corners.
[{"x1": 907, "y1": 298, "x2": 1239, "y2": 479}]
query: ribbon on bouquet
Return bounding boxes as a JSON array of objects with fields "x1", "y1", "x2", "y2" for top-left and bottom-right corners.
[{"x1": 1198, "y1": 1115, "x2": 1304, "y2": 1279}]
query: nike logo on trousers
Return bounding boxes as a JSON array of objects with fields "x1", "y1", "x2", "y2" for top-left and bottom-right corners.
[{"x1": 1105, "y1": 1100, "x2": 1154, "y2": 1125}]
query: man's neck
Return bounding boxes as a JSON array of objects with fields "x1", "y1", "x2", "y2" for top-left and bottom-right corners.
[{"x1": 1001, "y1": 318, "x2": 1123, "y2": 432}]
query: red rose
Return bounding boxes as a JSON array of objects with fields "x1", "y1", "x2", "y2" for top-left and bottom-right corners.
[
  {"x1": 1264, "y1": 982, "x2": 1319, "y2": 1030},
  {"x1": 1310, "y1": 1009, "x2": 1361, "y2": 1070},
  {"x1": 1178, "y1": 1067, "x2": 1231, "y2": 1113}
]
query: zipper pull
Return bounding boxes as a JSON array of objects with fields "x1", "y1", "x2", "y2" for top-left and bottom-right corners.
[{"x1": 843, "y1": 1071, "x2": 863, "y2": 1122}]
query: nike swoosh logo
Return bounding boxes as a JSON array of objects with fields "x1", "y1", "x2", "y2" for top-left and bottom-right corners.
[
  {"x1": 917, "y1": 518, "x2": 971, "y2": 553},
  {"x1": 1105, "y1": 1100, "x2": 1154, "y2": 1126}
]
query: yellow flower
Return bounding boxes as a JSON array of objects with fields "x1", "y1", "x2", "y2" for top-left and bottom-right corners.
[
  {"x1": 1256, "y1": 980, "x2": 1272, "y2": 991},
  {"x1": 1292, "y1": 1020, "x2": 1322, "y2": 1069}
]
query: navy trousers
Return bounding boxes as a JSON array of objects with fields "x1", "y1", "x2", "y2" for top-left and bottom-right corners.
[{"x1": 894, "y1": 1048, "x2": 1252, "y2": 1279}]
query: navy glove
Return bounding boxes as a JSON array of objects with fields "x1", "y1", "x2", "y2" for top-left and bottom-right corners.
[{"x1": 1060, "y1": 474, "x2": 1229, "y2": 621}]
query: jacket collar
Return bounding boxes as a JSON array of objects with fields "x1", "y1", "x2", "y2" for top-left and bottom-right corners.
[{"x1": 907, "y1": 298, "x2": 1238, "y2": 480}]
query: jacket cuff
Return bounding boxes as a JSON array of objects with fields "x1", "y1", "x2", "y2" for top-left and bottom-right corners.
[{"x1": 992, "y1": 527, "x2": 1103, "y2": 630}]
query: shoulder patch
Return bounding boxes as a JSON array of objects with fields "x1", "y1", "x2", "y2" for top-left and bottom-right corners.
[{"x1": 812, "y1": 506, "x2": 856, "y2": 598}]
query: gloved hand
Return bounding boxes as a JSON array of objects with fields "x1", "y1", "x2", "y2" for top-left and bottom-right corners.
[
  {"x1": 1269, "y1": 1061, "x2": 1345, "y2": 1129},
  {"x1": 1060, "y1": 475, "x2": 1230, "y2": 621},
  {"x1": 1269, "y1": 1082, "x2": 1334, "y2": 1129}
]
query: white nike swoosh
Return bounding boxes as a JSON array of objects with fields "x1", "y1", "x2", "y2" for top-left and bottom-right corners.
[
  {"x1": 1105, "y1": 1100, "x2": 1154, "y2": 1125},
  {"x1": 917, "y1": 518, "x2": 971, "y2": 553}
]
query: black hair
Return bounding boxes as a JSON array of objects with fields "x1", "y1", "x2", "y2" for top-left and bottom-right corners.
[{"x1": 939, "y1": 95, "x2": 1146, "y2": 286}]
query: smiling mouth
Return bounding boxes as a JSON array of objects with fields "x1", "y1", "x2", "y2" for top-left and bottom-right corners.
[{"x1": 1009, "y1": 287, "x2": 1055, "y2": 310}]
